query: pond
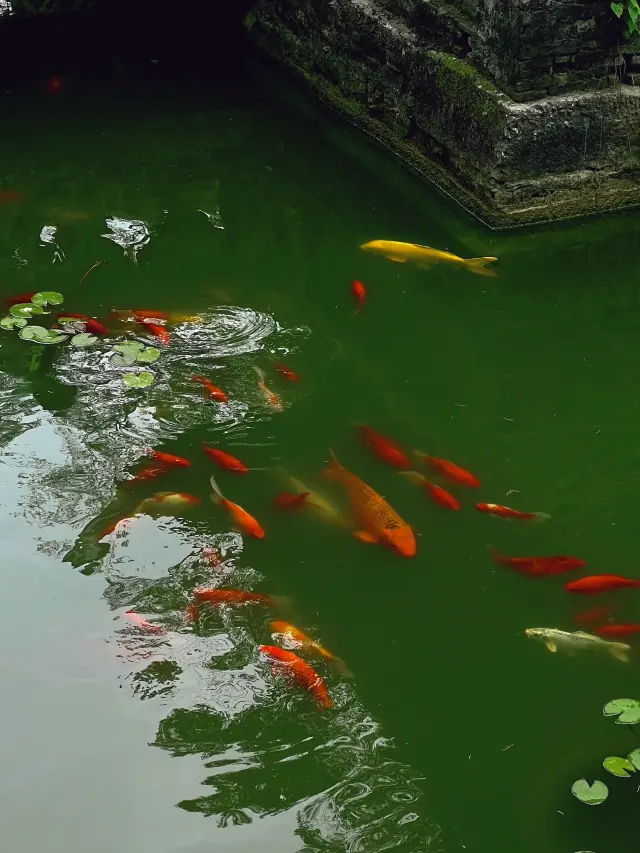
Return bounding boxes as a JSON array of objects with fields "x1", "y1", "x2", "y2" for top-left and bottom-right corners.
[{"x1": 0, "y1": 30, "x2": 638, "y2": 853}]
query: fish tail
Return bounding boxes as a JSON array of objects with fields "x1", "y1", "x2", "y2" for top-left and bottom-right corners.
[
  {"x1": 209, "y1": 474, "x2": 224, "y2": 504},
  {"x1": 323, "y1": 448, "x2": 343, "y2": 481},
  {"x1": 491, "y1": 547, "x2": 503, "y2": 563},
  {"x1": 253, "y1": 365, "x2": 266, "y2": 383},
  {"x1": 464, "y1": 257, "x2": 499, "y2": 277},
  {"x1": 413, "y1": 450, "x2": 431, "y2": 463},
  {"x1": 398, "y1": 470, "x2": 427, "y2": 487},
  {"x1": 270, "y1": 595, "x2": 294, "y2": 612},
  {"x1": 609, "y1": 643, "x2": 630, "y2": 663},
  {"x1": 532, "y1": 512, "x2": 551, "y2": 523},
  {"x1": 331, "y1": 656, "x2": 354, "y2": 678}
]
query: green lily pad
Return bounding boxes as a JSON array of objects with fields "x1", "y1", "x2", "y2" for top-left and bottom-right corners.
[
  {"x1": 31, "y1": 291, "x2": 64, "y2": 307},
  {"x1": 603, "y1": 698, "x2": 640, "y2": 724},
  {"x1": 122, "y1": 371, "x2": 154, "y2": 388},
  {"x1": 571, "y1": 779, "x2": 608, "y2": 805},
  {"x1": 137, "y1": 346, "x2": 161, "y2": 363},
  {"x1": 111, "y1": 351, "x2": 137, "y2": 367},
  {"x1": 19, "y1": 325, "x2": 68, "y2": 345},
  {"x1": 70, "y1": 333, "x2": 98, "y2": 348},
  {"x1": 0, "y1": 315, "x2": 27, "y2": 330},
  {"x1": 10, "y1": 302, "x2": 44, "y2": 318},
  {"x1": 628, "y1": 748, "x2": 640, "y2": 770},
  {"x1": 603, "y1": 756, "x2": 635, "y2": 777},
  {"x1": 113, "y1": 342, "x2": 145, "y2": 354}
]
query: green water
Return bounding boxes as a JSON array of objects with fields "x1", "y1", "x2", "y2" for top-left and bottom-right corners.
[{"x1": 0, "y1": 44, "x2": 639, "y2": 853}]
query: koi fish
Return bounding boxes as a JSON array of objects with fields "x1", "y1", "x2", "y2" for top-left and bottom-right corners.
[
  {"x1": 399, "y1": 471, "x2": 460, "y2": 511},
  {"x1": 525, "y1": 628, "x2": 630, "y2": 662},
  {"x1": 132, "y1": 309, "x2": 169, "y2": 322},
  {"x1": 135, "y1": 491, "x2": 200, "y2": 515},
  {"x1": 149, "y1": 449, "x2": 191, "y2": 468},
  {"x1": 351, "y1": 279, "x2": 366, "y2": 313},
  {"x1": 492, "y1": 549, "x2": 585, "y2": 577},
  {"x1": 202, "y1": 443, "x2": 248, "y2": 473},
  {"x1": 565, "y1": 575, "x2": 640, "y2": 596},
  {"x1": 324, "y1": 450, "x2": 416, "y2": 557},
  {"x1": 193, "y1": 588, "x2": 273, "y2": 607},
  {"x1": 192, "y1": 375, "x2": 228, "y2": 403},
  {"x1": 280, "y1": 471, "x2": 347, "y2": 528},
  {"x1": 124, "y1": 464, "x2": 170, "y2": 487},
  {"x1": 357, "y1": 424, "x2": 411, "y2": 469},
  {"x1": 595, "y1": 624, "x2": 640, "y2": 639},
  {"x1": 254, "y1": 366, "x2": 283, "y2": 411},
  {"x1": 259, "y1": 645, "x2": 333, "y2": 709},
  {"x1": 57, "y1": 312, "x2": 109, "y2": 336},
  {"x1": 140, "y1": 321, "x2": 170, "y2": 346},
  {"x1": 275, "y1": 363, "x2": 300, "y2": 382},
  {"x1": 360, "y1": 240, "x2": 498, "y2": 277},
  {"x1": 476, "y1": 503, "x2": 550, "y2": 521},
  {"x1": 415, "y1": 451, "x2": 480, "y2": 488},
  {"x1": 0, "y1": 190, "x2": 24, "y2": 204},
  {"x1": 5, "y1": 291, "x2": 35, "y2": 306},
  {"x1": 210, "y1": 474, "x2": 265, "y2": 539},
  {"x1": 574, "y1": 607, "x2": 613, "y2": 626},
  {"x1": 124, "y1": 610, "x2": 167, "y2": 635},
  {"x1": 271, "y1": 620, "x2": 353, "y2": 677},
  {"x1": 200, "y1": 547, "x2": 223, "y2": 567},
  {"x1": 273, "y1": 491, "x2": 309, "y2": 510}
]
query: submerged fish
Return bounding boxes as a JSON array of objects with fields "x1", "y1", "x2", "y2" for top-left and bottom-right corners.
[
  {"x1": 399, "y1": 471, "x2": 460, "y2": 511},
  {"x1": 210, "y1": 473, "x2": 265, "y2": 538},
  {"x1": 595, "y1": 624, "x2": 640, "y2": 639},
  {"x1": 135, "y1": 491, "x2": 200, "y2": 515},
  {"x1": 492, "y1": 549, "x2": 585, "y2": 577},
  {"x1": 415, "y1": 451, "x2": 479, "y2": 487},
  {"x1": 476, "y1": 502, "x2": 549, "y2": 521},
  {"x1": 273, "y1": 491, "x2": 309, "y2": 510},
  {"x1": 192, "y1": 375, "x2": 228, "y2": 403},
  {"x1": 57, "y1": 312, "x2": 109, "y2": 336},
  {"x1": 124, "y1": 464, "x2": 170, "y2": 487},
  {"x1": 361, "y1": 240, "x2": 498, "y2": 277},
  {"x1": 149, "y1": 449, "x2": 191, "y2": 468},
  {"x1": 574, "y1": 607, "x2": 613, "y2": 626},
  {"x1": 124, "y1": 610, "x2": 167, "y2": 635},
  {"x1": 565, "y1": 575, "x2": 640, "y2": 596},
  {"x1": 140, "y1": 320, "x2": 170, "y2": 346},
  {"x1": 351, "y1": 279, "x2": 366, "y2": 313},
  {"x1": 193, "y1": 588, "x2": 273, "y2": 607},
  {"x1": 357, "y1": 424, "x2": 411, "y2": 469},
  {"x1": 281, "y1": 471, "x2": 346, "y2": 527},
  {"x1": 525, "y1": 627, "x2": 630, "y2": 662},
  {"x1": 275, "y1": 363, "x2": 300, "y2": 382},
  {"x1": 254, "y1": 366, "x2": 283, "y2": 411},
  {"x1": 259, "y1": 644, "x2": 333, "y2": 709},
  {"x1": 202, "y1": 443, "x2": 248, "y2": 474},
  {"x1": 324, "y1": 449, "x2": 416, "y2": 557},
  {"x1": 271, "y1": 620, "x2": 353, "y2": 677}
]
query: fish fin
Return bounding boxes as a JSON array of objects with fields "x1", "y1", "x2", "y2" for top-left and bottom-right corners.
[
  {"x1": 323, "y1": 448, "x2": 343, "y2": 481},
  {"x1": 331, "y1": 657, "x2": 354, "y2": 678},
  {"x1": 209, "y1": 474, "x2": 224, "y2": 503},
  {"x1": 385, "y1": 255, "x2": 407, "y2": 263},
  {"x1": 413, "y1": 450, "x2": 431, "y2": 463},
  {"x1": 532, "y1": 512, "x2": 551, "y2": 522},
  {"x1": 464, "y1": 257, "x2": 499, "y2": 277},
  {"x1": 253, "y1": 365, "x2": 266, "y2": 382},
  {"x1": 609, "y1": 644, "x2": 631, "y2": 663},
  {"x1": 354, "y1": 529, "x2": 377, "y2": 544},
  {"x1": 398, "y1": 470, "x2": 427, "y2": 486},
  {"x1": 544, "y1": 640, "x2": 557, "y2": 653}
]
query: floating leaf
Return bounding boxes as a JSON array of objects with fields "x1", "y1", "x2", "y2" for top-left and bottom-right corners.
[
  {"x1": 10, "y1": 302, "x2": 44, "y2": 318},
  {"x1": 571, "y1": 779, "x2": 609, "y2": 805},
  {"x1": 70, "y1": 333, "x2": 98, "y2": 347},
  {"x1": 628, "y1": 748, "x2": 640, "y2": 770},
  {"x1": 31, "y1": 291, "x2": 64, "y2": 307},
  {"x1": 603, "y1": 698, "x2": 640, "y2": 724},
  {"x1": 19, "y1": 325, "x2": 68, "y2": 345},
  {"x1": 137, "y1": 346, "x2": 161, "y2": 363},
  {"x1": 122, "y1": 371, "x2": 154, "y2": 388},
  {"x1": 111, "y1": 351, "x2": 137, "y2": 367},
  {"x1": 0, "y1": 315, "x2": 27, "y2": 330},
  {"x1": 603, "y1": 756, "x2": 635, "y2": 777},
  {"x1": 113, "y1": 342, "x2": 145, "y2": 354}
]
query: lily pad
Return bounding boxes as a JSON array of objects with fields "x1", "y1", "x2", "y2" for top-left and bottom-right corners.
[
  {"x1": 113, "y1": 342, "x2": 145, "y2": 354},
  {"x1": 19, "y1": 325, "x2": 68, "y2": 345},
  {"x1": 70, "y1": 333, "x2": 98, "y2": 348},
  {"x1": 31, "y1": 291, "x2": 64, "y2": 307},
  {"x1": 111, "y1": 351, "x2": 137, "y2": 367},
  {"x1": 603, "y1": 756, "x2": 635, "y2": 777},
  {"x1": 137, "y1": 346, "x2": 161, "y2": 363},
  {"x1": 10, "y1": 302, "x2": 44, "y2": 318},
  {"x1": 628, "y1": 748, "x2": 640, "y2": 770},
  {"x1": 0, "y1": 315, "x2": 27, "y2": 330},
  {"x1": 571, "y1": 779, "x2": 608, "y2": 805},
  {"x1": 603, "y1": 698, "x2": 640, "y2": 724},
  {"x1": 122, "y1": 371, "x2": 154, "y2": 388}
]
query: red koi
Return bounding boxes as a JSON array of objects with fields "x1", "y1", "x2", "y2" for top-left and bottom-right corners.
[
  {"x1": 192, "y1": 375, "x2": 229, "y2": 403},
  {"x1": 124, "y1": 464, "x2": 170, "y2": 487},
  {"x1": 210, "y1": 474, "x2": 265, "y2": 539},
  {"x1": 0, "y1": 190, "x2": 23, "y2": 204},
  {"x1": 415, "y1": 451, "x2": 480, "y2": 488},
  {"x1": 46, "y1": 75, "x2": 63, "y2": 93},
  {"x1": 260, "y1": 644, "x2": 333, "y2": 709},
  {"x1": 574, "y1": 607, "x2": 613, "y2": 626},
  {"x1": 351, "y1": 279, "x2": 366, "y2": 313},
  {"x1": 132, "y1": 309, "x2": 169, "y2": 322},
  {"x1": 193, "y1": 588, "x2": 273, "y2": 607},
  {"x1": 5, "y1": 291, "x2": 35, "y2": 306},
  {"x1": 202, "y1": 443, "x2": 248, "y2": 474},
  {"x1": 357, "y1": 424, "x2": 411, "y2": 469},
  {"x1": 124, "y1": 610, "x2": 167, "y2": 635},
  {"x1": 275, "y1": 363, "x2": 300, "y2": 382},
  {"x1": 565, "y1": 575, "x2": 640, "y2": 596},
  {"x1": 140, "y1": 320, "x2": 170, "y2": 346},
  {"x1": 476, "y1": 502, "x2": 550, "y2": 521},
  {"x1": 273, "y1": 491, "x2": 310, "y2": 510},
  {"x1": 58, "y1": 313, "x2": 109, "y2": 336},
  {"x1": 595, "y1": 624, "x2": 640, "y2": 639},
  {"x1": 149, "y1": 449, "x2": 191, "y2": 468},
  {"x1": 492, "y1": 549, "x2": 585, "y2": 577},
  {"x1": 399, "y1": 470, "x2": 460, "y2": 509}
]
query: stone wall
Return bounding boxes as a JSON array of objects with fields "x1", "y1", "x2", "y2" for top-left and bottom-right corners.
[{"x1": 248, "y1": 0, "x2": 640, "y2": 226}]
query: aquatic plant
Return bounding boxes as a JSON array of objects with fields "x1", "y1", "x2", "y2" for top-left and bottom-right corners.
[{"x1": 571, "y1": 698, "x2": 640, "y2": 804}]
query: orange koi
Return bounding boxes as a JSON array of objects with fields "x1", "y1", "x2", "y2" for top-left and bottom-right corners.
[
  {"x1": 140, "y1": 320, "x2": 170, "y2": 346},
  {"x1": 492, "y1": 549, "x2": 585, "y2": 576},
  {"x1": 202, "y1": 443, "x2": 248, "y2": 473},
  {"x1": 476, "y1": 502, "x2": 549, "y2": 521},
  {"x1": 135, "y1": 491, "x2": 200, "y2": 515},
  {"x1": 254, "y1": 366, "x2": 283, "y2": 411},
  {"x1": 193, "y1": 588, "x2": 273, "y2": 607},
  {"x1": 149, "y1": 449, "x2": 191, "y2": 468},
  {"x1": 574, "y1": 607, "x2": 613, "y2": 627},
  {"x1": 124, "y1": 464, "x2": 170, "y2": 487},
  {"x1": 415, "y1": 451, "x2": 480, "y2": 488},
  {"x1": 324, "y1": 449, "x2": 416, "y2": 557},
  {"x1": 351, "y1": 279, "x2": 366, "y2": 313},
  {"x1": 565, "y1": 575, "x2": 640, "y2": 596},
  {"x1": 124, "y1": 610, "x2": 167, "y2": 635},
  {"x1": 132, "y1": 309, "x2": 169, "y2": 322},
  {"x1": 0, "y1": 190, "x2": 23, "y2": 203},
  {"x1": 357, "y1": 424, "x2": 411, "y2": 468},
  {"x1": 273, "y1": 491, "x2": 309, "y2": 510},
  {"x1": 275, "y1": 363, "x2": 300, "y2": 382},
  {"x1": 595, "y1": 624, "x2": 640, "y2": 639},
  {"x1": 271, "y1": 620, "x2": 353, "y2": 677},
  {"x1": 210, "y1": 474, "x2": 265, "y2": 539},
  {"x1": 259, "y1": 644, "x2": 333, "y2": 709},
  {"x1": 192, "y1": 375, "x2": 229, "y2": 403},
  {"x1": 5, "y1": 291, "x2": 35, "y2": 306},
  {"x1": 58, "y1": 312, "x2": 109, "y2": 336},
  {"x1": 399, "y1": 471, "x2": 460, "y2": 510}
]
